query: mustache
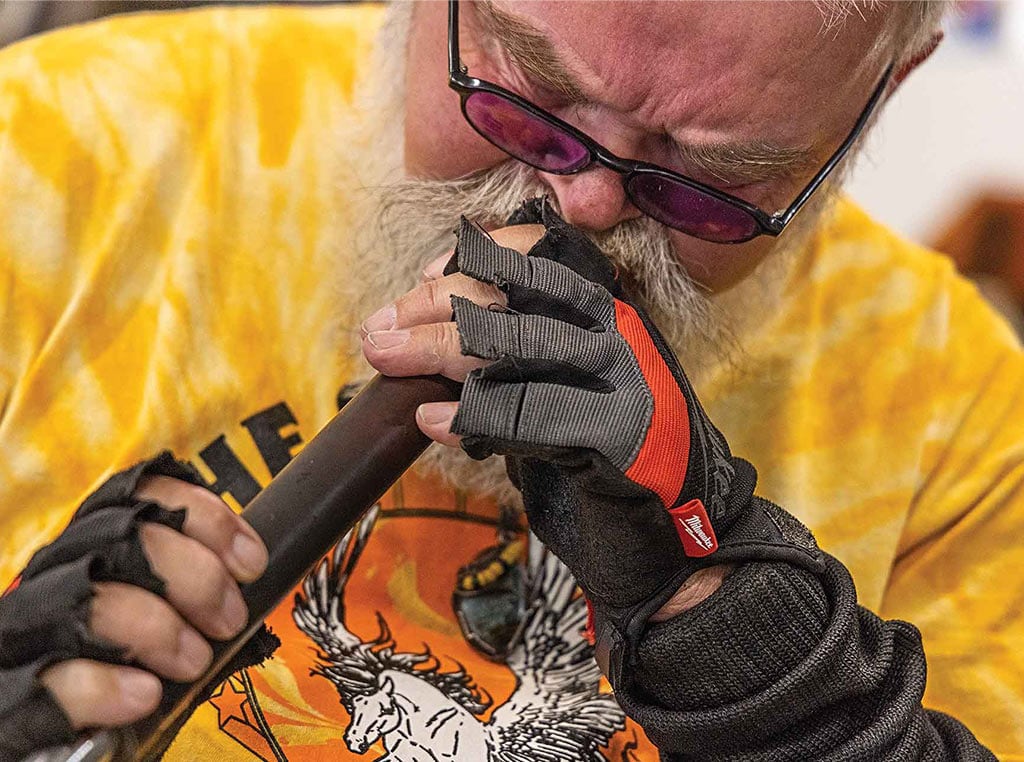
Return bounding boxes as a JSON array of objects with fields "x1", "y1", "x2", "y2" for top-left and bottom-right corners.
[
  {"x1": 377, "y1": 163, "x2": 548, "y2": 268},
  {"x1": 348, "y1": 162, "x2": 744, "y2": 385},
  {"x1": 348, "y1": 161, "x2": 739, "y2": 502}
]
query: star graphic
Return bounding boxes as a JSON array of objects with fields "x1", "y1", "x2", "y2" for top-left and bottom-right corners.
[{"x1": 209, "y1": 677, "x2": 250, "y2": 729}]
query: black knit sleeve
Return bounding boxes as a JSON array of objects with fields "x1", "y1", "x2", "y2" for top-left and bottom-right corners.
[{"x1": 611, "y1": 556, "x2": 996, "y2": 760}]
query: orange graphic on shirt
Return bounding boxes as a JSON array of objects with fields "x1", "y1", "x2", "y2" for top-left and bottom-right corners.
[{"x1": 204, "y1": 472, "x2": 658, "y2": 761}]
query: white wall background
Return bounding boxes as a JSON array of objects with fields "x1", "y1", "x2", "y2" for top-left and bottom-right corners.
[{"x1": 847, "y1": 1, "x2": 1024, "y2": 246}]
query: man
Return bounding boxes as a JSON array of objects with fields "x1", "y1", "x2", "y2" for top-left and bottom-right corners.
[{"x1": 0, "y1": 1, "x2": 1020, "y2": 759}]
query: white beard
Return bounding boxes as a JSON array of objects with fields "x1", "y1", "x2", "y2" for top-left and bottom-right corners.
[{"x1": 338, "y1": 5, "x2": 841, "y2": 505}]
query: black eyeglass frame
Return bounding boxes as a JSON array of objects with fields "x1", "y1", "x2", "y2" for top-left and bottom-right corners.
[{"x1": 447, "y1": 0, "x2": 893, "y2": 243}]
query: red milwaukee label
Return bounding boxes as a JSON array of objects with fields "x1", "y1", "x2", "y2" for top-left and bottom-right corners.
[{"x1": 669, "y1": 499, "x2": 719, "y2": 557}]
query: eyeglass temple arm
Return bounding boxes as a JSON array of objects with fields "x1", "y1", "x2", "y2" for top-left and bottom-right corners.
[
  {"x1": 448, "y1": 0, "x2": 462, "y2": 77},
  {"x1": 772, "y1": 63, "x2": 894, "y2": 230}
]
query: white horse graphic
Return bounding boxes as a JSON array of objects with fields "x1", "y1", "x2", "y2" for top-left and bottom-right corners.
[
  {"x1": 293, "y1": 507, "x2": 625, "y2": 761},
  {"x1": 344, "y1": 670, "x2": 489, "y2": 761}
]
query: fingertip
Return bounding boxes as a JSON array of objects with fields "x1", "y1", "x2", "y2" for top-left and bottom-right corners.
[
  {"x1": 422, "y1": 250, "x2": 454, "y2": 281},
  {"x1": 117, "y1": 669, "x2": 163, "y2": 715},
  {"x1": 229, "y1": 530, "x2": 268, "y2": 582},
  {"x1": 416, "y1": 401, "x2": 457, "y2": 428},
  {"x1": 42, "y1": 662, "x2": 163, "y2": 730},
  {"x1": 360, "y1": 304, "x2": 397, "y2": 336},
  {"x1": 416, "y1": 402, "x2": 460, "y2": 447}
]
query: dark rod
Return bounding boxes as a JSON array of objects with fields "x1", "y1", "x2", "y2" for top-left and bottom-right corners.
[{"x1": 53, "y1": 373, "x2": 459, "y2": 762}]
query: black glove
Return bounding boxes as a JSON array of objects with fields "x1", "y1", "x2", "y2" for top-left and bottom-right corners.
[
  {"x1": 0, "y1": 453, "x2": 278, "y2": 762},
  {"x1": 448, "y1": 199, "x2": 825, "y2": 685}
]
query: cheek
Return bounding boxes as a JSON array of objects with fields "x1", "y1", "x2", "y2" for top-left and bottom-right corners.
[
  {"x1": 403, "y1": 4, "x2": 510, "y2": 179},
  {"x1": 667, "y1": 230, "x2": 774, "y2": 293},
  {"x1": 404, "y1": 100, "x2": 509, "y2": 179}
]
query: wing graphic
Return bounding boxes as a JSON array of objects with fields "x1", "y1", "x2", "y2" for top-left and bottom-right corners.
[
  {"x1": 488, "y1": 535, "x2": 625, "y2": 762},
  {"x1": 292, "y1": 504, "x2": 380, "y2": 658}
]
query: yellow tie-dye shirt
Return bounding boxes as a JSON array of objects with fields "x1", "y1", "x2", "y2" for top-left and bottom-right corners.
[{"x1": 1, "y1": 5, "x2": 1022, "y2": 760}]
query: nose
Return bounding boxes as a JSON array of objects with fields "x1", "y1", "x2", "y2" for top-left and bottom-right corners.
[
  {"x1": 541, "y1": 165, "x2": 642, "y2": 233},
  {"x1": 346, "y1": 735, "x2": 368, "y2": 755},
  {"x1": 535, "y1": 111, "x2": 645, "y2": 234}
]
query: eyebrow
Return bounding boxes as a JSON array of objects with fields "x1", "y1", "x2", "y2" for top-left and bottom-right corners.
[
  {"x1": 676, "y1": 140, "x2": 818, "y2": 185},
  {"x1": 475, "y1": 1, "x2": 588, "y2": 103},
  {"x1": 475, "y1": 1, "x2": 818, "y2": 186}
]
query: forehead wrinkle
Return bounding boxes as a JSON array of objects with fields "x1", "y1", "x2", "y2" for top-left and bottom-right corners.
[
  {"x1": 478, "y1": 2, "x2": 823, "y2": 186},
  {"x1": 475, "y1": 1, "x2": 588, "y2": 103}
]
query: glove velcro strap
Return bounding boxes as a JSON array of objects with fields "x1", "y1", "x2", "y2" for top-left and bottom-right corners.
[
  {"x1": 592, "y1": 497, "x2": 826, "y2": 681},
  {"x1": 0, "y1": 663, "x2": 76, "y2": 762},
  {"x1": 705, "y1": 499, "x2": 824, "y2": 574}
]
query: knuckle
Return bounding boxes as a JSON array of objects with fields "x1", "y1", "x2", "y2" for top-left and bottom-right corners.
[
  {"x1": 137, "y1": 521, "x2": 168, "y2": 557},
  {"x1": 88, "y1": 582, "x2": 128, "y2": 633},
  {"x1": 38, "y1": 659, "x2": 76, "y2": 698},
  {"x1": 179, "y1": 481, "x2": 228, "y2": 514},
  {"x1": 43, "y1": 660, "x2": 109, "y2": 703},
  {"x1": 135, "y1": 475, "x2": 189, "y2": 508},
  {"x1": 78, "y1": 663, "x2": 117, "y2": 699},
  {"x1": 133, "y1": 473, "x2": 171, "y2": 497},
  {"x1": 188, "y1": 549, "x2": 234, "y2": 605},
  {"x1": 200, "y1": 502, "x2": 240, "y2": 545},
  {"x1": 438, "y1": 322, "x2": 462, "y2": 358},
  {"x1": 131, "y1": 606, "x2": 180, "y2": 655},
  {"x1": 190, "y1": 561, "x2": 232, "y2": 606},
  {"x1": 468, "y1": 279, "x2": 503, "y2": 307},
  {"x1": 89, "y1": 583, "x2": 176, "y2": 651},
  {"x1": 42, "y1": 662, "x2": 161, "y2": 728},
  {"x1": 393, "y1": 282, "x2": 428, "y2": 324},
  {"x1": 425, "y1": 280, "x2": 452, "y2": 319}
]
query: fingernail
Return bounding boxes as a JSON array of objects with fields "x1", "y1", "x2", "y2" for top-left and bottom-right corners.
[
  {"x1": 118, "y1": 671, "x2": 161, "y2": 710},
  {"x1": 231, "y1": 532, "x2": 267, "y2": 578},
  {"x1": 366, "y1": 329, "x2": 410, "y2": 350},
  {"x1": 423, "y1": 252, "x2": 453, "y2": 280},
  {"x1": 417, "y1": 403, "x2": 454, "y2": 426},
  {"x1": 178, "y1": 628, "x2": 212, "y2": 675},
  {"x1": 221, "y1": 590, "x2": 249, "y2": 636},
  {"x1": 361, "y1": 304, "x2": 396, "y2": 334}
]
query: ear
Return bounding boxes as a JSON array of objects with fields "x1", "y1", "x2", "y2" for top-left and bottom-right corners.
[
  {"x1": 891, "y1": 31, "x2": 944, "y2": 91},
  {"x1": 380, "y1": 675, "x2": 395, "y2": 696}
]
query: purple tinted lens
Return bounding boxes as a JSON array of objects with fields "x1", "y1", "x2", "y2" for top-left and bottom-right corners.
[
  {"x1": 464, "y1": 91, "x2": 590, "y2": 173},
  {"x1": 627, "y1": 174, "x2": 761, "y2": 243}
]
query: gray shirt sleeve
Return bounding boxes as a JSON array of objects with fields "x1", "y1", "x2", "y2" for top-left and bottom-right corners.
[{"x1": 612, "y1": 554, "x2": 996, "y2": 760}]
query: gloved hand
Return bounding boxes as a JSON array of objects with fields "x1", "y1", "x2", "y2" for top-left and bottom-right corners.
[
  {"x1": 443, "y1": 200, "x2": 825, "y2": 683},
  {"x1": 0, "y1": 453, "x2": 277, "y2": 762},
  {"x1": 363, "y1": 200, "x2": 994, "y2": 759}
]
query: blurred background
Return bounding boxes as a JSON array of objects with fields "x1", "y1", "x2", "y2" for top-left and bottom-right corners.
[
  {"x1": 848, "y1": 0, "x2": 1024, "y2": 336},
  {"x1": 1, "y1": 0, "x2": 1022, "y2": 335}
]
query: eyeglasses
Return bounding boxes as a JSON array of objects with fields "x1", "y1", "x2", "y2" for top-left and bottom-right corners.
[{"x1": 447, "y1": 0, "x2": 892, "y2": 244}]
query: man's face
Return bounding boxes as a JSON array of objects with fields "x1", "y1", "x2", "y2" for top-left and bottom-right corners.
[{"x1": 402, "y1": 1, "x2": 890, "y2": 292}]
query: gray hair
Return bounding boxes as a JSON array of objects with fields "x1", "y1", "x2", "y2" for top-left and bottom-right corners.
[{"x1": 816, "y1": 1, "x2": 954, "y2": 65}]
